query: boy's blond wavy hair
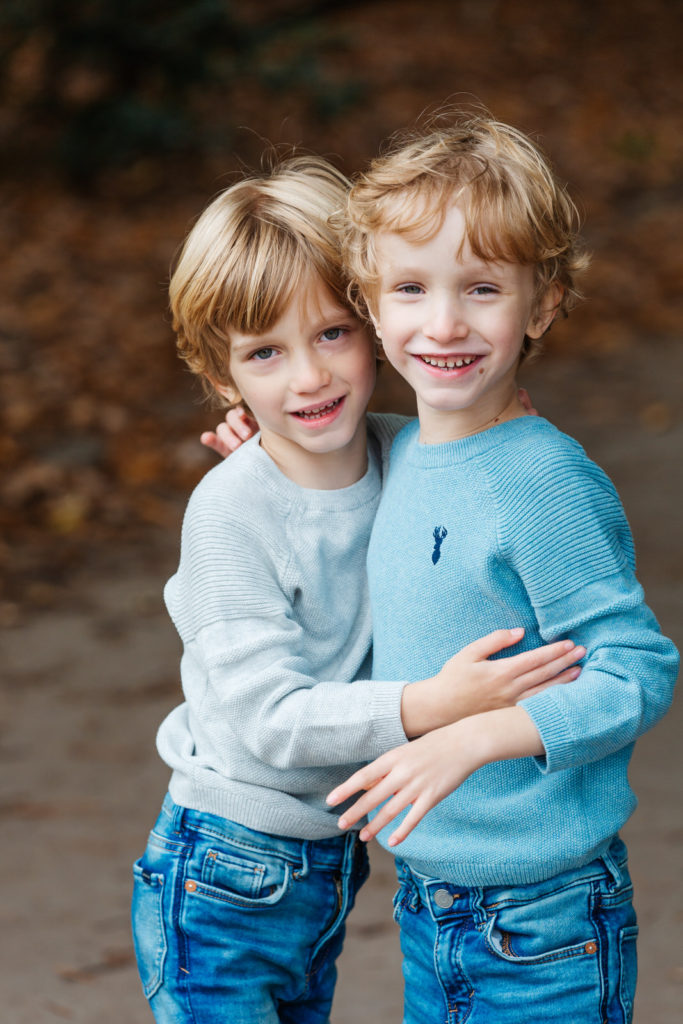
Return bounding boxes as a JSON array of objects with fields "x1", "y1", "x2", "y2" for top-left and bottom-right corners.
[
  {"x1": 170, "y1": 155, "x2": 354, "y2": 403},
  {"x1": 343, "y1": 114, "x2": 590, "y2": 360}
]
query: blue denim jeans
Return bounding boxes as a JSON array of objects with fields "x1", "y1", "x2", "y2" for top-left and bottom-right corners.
[
  {"x1": 131, "y1": 794, "x2": 369, "y2": 1024},
  {"x1": 393, "y1": 838, "x2": 637, "y2": 1024}
]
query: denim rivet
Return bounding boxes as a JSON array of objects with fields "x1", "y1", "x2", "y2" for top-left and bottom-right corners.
[
  {"x1": 585, "y1": 941, "x2": 597, "y2": 954},
  {"x1": 185, "y1": 879, "x2": 197, "y2": 893},
  {"x1": 434, "y1": 888, "x2": 454, "y2": 909}
]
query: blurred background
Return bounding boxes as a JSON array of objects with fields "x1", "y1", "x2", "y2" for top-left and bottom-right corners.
[{"x1": 0, "y1": 1, "x2": 681, "y2": 1021}]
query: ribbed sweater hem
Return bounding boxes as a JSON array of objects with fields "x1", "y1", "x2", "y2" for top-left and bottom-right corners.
[
  {"x1": 398, "y1": 837, "x2": 615, "y2": 887},
  {"x1": 168, "y1": 774, "x2": 356, "y2": 841}
]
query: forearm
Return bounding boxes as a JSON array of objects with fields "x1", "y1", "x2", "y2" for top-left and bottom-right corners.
[
  {"x1": 399, "y1": 631, "x2": 582, "y2": 738},
  {"x1": 400, "y1": 675, "x2": 467, "y2": 737},
  {"x1": 209, "y1": 662, "x2": 406, "y2": 769},
  {"x1": 458, "y1": 705, "x2": 544, "y2": 767},
  {"x1": 328, "y1": 705, "x2": 544, "y2": 845},
  {"x1": 525, "y1": 583, "x2": 679, "y2": 772}
]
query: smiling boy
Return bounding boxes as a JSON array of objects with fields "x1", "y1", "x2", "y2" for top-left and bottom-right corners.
[{"x1": 329, "y1": 116, "x2": 679, "y2": 1023}]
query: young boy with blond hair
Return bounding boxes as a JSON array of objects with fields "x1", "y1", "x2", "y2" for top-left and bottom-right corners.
[
  {"x1": 328, "y1": 116, "x2": 679, "y2": 1022},
  {"x1": 130, "y1": 154, "x2": 583, "y2": 1024}
]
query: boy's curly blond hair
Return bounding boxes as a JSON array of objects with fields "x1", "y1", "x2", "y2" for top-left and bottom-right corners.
[
  {"x1": 343, "y1": 114, "x2": 590, "y2": 360},
  {"x1": 170, "y1": 155, "x2": 354, "y2": 403}
]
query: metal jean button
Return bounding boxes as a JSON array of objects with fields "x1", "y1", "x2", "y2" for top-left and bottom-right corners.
[{"x1": 433, "y1": 887, "x2": 454, "y2": 909}]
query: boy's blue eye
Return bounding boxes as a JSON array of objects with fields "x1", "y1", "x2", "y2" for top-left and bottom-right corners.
[
  {"x1": 251, "y1": 347, "x2": 275, "y2": 360},
  {"x1": 399, "y1": 284, "x2": 422, "y2": 294},
  {"x1": 320, "y1": 327, "x2": 346, "y2": 341},
  {"x1": 472, "y1": 285, "x2": 497, "y2": 295}
]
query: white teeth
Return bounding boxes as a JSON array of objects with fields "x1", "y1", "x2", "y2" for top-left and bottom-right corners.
[
  {"x1": 295, "y1": 399, "x2": 340, "y2": 419},
  {"x1": 421, "y1": 355, "x2": 476, "y2": 369}
]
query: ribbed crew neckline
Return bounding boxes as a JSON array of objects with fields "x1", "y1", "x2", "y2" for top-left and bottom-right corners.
[
  {"x1": 405, "y1": 415, "x2": 552, "y2": 467},
  {"x1": 243, "y1": 433, "x2": 382, "y2": 511}
]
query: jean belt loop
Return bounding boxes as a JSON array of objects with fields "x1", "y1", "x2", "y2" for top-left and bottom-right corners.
[
  {"x1": 470, "y1": 887, "x2": 487, "y2": 927},
  {"x1": 170, "y1": 800, "x2": 185, "y2": 835},
  {"x1": 298, "y1": 840, "x2": 311, "y2": 879},
  {"x1": 403, "y1": 865, "x2": 421, "y2": 912},
  {"x1": 342, "y1": 829, "x2": 357, "y2": 876},
  {"x1": 601, "y1": 846, "x2": 623, "y2": 891}
]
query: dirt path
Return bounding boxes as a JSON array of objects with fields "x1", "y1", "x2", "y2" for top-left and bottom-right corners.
[{"x1": 1, "y1": 341, "x2": 681, "y2": 1022}]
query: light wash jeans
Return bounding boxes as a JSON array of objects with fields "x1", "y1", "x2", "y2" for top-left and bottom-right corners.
[
  {"x1": 393, "y1": 837, "x2": 637, "y2": 1024},
  {"x1": 131, "y1": 794, "x2": 369, "y2": 1024}
]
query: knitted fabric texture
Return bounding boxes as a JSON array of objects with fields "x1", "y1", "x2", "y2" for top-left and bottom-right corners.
[
  {"x1": 158, "y1": 413, "x2": 409, "y2": 839},
  {"x1": 368, "y1": 415, "x2": 678, "y2": 885}
]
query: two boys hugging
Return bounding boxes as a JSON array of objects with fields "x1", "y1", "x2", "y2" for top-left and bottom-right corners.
[{"x1": 132, "y1": 115, "x2": 678, "y2": 1024}]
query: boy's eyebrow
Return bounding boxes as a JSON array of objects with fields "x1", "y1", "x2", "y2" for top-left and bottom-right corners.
[
  {"x1": 230, "y1": 334, "x2": 274, "y2": 353},
  {"x1": 381, "y1": 256, "x2": 505, "y2": 280},
  {"x1": 309, "y1": 306, "x2": 353, "y2": 329}
]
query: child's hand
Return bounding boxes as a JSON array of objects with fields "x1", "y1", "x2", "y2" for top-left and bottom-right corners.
[
  {"x1": 436, "y1": 629, "x2": 584, "y2": 711},
  {"x1": 518, "y1": 387, "x2": 538, "y2": 416},
  {"x1": 200, "y1": 407, "x2": 258, "y2": 458},
  {"x1": 331, "y1": 725, "x2": 471, "y2": 847},
  {"x1": 401, "y1": 629, "x2": 584, "y2": 737},
  {"x1": 328, "y1": 707, "x2": 544, "y2": 847}
]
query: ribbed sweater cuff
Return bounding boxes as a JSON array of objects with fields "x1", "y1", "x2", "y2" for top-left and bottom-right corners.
[
  {"x1": 520, "y1": 689, "x2": 576, "y2": 774},
  {"x1": 369, "y1": 680, "x2": 410, "y2": 754}
]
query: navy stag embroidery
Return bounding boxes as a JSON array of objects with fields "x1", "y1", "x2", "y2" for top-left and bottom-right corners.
[{"x1": 431, "y1": 526, "x2": 448, "y2": 565}]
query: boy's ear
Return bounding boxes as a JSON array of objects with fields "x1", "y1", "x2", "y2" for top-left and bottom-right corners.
[
  {"x1": 369, "y1": 312, "x2": 381, "y2": 339},
  {"x1": 526, "y1": 284, "x2": 563, "y2": 339},
  {"x1": 212, "y1": 380, "x2": 241, "y2": 405}
]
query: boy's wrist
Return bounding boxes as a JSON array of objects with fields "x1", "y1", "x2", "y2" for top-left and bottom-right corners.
[
  {"x1": 400, "y1": 676, "x2": 467, "y2": 738},
  {"x1": 453, "y1": 706, "x2": 544, "y2": 768}
]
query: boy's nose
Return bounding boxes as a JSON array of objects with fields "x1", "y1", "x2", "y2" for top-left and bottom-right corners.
[
  {"x1": 290, "y1": 356, "x2": 332, "y2": 394},
  {"x1": 423, "y1": 299, "x2": 468, "y2": 344}
]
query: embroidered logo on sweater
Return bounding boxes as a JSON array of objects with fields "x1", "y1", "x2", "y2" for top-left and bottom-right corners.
[{"x1": 431, "y1": 526, "x2": 448, "y2": 565}]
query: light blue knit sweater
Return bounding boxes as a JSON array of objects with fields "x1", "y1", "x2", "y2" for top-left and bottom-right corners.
[{"x1": 368, "y1": 415, "x2": 678, "y2": 885}]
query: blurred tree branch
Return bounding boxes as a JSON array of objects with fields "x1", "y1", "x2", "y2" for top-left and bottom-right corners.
[{"x1": 0, "y1": 0, "x2": 369, "y2": 187}]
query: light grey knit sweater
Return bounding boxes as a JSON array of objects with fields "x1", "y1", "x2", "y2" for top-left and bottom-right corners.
[{"x1": 157, "y1": 413, "x2": 409, "y2": 838}]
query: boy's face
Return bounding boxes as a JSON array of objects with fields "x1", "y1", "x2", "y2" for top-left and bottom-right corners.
[
  {"x1": 372, "y1": 202, "x2": 554, "y2": 443},
  {"x1": 219, "y1": 275, "x2": 376, "y2": 488}
]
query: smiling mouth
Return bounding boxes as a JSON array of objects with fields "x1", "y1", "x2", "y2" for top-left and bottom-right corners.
[
  {"x1": 291, "y1": 397, "x2": 344, "y2": 420},
  {"x1": 418, "y1": 354, "x2": 480, "y2": 369}
]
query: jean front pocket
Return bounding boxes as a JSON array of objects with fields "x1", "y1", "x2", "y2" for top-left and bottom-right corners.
[
  {"x1": 131, "y1": 860, "x2": 167, "y2": 998},
  {"x1": 190, "y1": 845, "x2": 292, "y2": 908},
  {"x1": 484, "y1": 880, "x2": 598, "y2": 965}
]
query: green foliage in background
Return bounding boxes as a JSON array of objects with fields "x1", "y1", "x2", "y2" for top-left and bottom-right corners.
[{"x1": 0, "y1": 0, "x2": 365, "y2": 186}]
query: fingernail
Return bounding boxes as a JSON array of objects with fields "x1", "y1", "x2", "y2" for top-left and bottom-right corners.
[
  {"x1": 510, "y1": 628, "x2": 524, "y2": 637},
  {"x1": 338, "y1": 817, "x2": 348, "y2": 829},
  {"x1": 326, "y1": 793, "x2": 336, "y2": 805},
  {"x1": 359, "y1": 829, "x2": 369, "y2": 841}
]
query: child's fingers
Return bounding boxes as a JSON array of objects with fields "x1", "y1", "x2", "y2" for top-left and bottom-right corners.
[
  {"x1": 358, "y1": 788, "x2": 417, "y2": 842},
  {"x1": 226, "y1": 407, "x2": 256, "y2": 440},
  {"x1": 327, "y1": 759, "x2": 391, "y2": 808},
  {"x1": 512, "y1": 644, "x2": 585, "y2": 691},
  {"x1": 459, "y1": 627, "x2": 526, "y2": 662},
  {"x1": 517, "y1": 665, "x2": 581, "y2": 700},
  {"x1": 200, "y1": 431, "x2": 231, "y2": 458},
  {"x1": 518, "y1": 387, "x2": 539, "y2": 416},
  {"x1": 508, "y1": 640, "x2": 580, "y2": 676},
  {"x1": 387, "y1": 799, "x2": 432, "y2": 847},
  {"x1": 215, "y1": 421, "x2": 246, "y2": 452},
  {"x1": 337, "y1": 775, "x2": 400, "y2": 830}
]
